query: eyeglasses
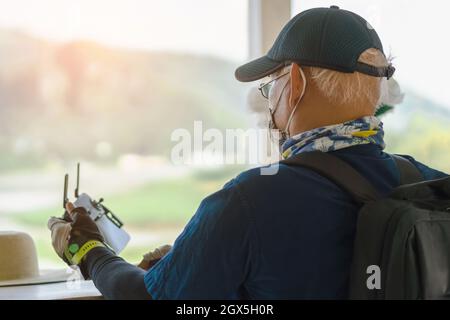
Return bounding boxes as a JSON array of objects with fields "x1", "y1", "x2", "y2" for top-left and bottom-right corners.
[{"x1": 258, "y1": 71, "x2": 290, "y2": 99}]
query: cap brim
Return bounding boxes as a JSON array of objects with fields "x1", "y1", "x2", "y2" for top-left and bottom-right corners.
[{"x1": 235, "y1": 56, "x2": 286, "y2": 82}]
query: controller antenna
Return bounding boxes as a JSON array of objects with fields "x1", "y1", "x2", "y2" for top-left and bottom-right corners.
[
  {"x1": 63, "y1": 174, "x2": 69, "y2": 209},
  {"x1": 75, "y1": 163, "x2": 80, "y2": 198}
]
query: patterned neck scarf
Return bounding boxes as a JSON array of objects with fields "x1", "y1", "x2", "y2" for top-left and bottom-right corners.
[{"x1": 281, "y1": 116, "x2": 386, "y2": 160}]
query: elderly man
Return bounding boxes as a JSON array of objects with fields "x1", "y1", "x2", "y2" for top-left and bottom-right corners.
[{"x1": 49, "y1": 6, "x2": 447, "y2": 299}]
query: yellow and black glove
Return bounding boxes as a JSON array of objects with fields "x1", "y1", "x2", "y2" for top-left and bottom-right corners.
[{"x1": 48, "y1": 203, "x2": 107, "y2": 267}]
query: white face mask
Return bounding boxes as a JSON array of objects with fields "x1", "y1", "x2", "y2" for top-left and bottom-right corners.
[
  {"x1": 246, "y1": 86, "x2": 270, "y2": 128},
  {"x1": 269, "y1": 67, "x2": 307, "y2": 147},
  {"x1": 246, "y1": 67, "x2": 308, "y2": 147}
]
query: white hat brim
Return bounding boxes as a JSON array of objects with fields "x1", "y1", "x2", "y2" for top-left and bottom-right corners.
[{"x1": 0, "y1": 268, "x2": 80, "y2": 287}]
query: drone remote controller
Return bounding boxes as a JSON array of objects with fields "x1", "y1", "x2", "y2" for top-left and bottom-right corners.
[{"x1": 63, "y1": 163, "x2": 130, "y2": 254}]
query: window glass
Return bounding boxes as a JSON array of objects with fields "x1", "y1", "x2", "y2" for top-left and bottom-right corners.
[{"x1": 0, "y1": 0, "x2": 250, "y2": 268}]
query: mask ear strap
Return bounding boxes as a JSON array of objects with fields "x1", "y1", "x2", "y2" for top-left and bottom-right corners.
[{"x1": 285, "y1": 67, "x2": 307, "y2": 135}]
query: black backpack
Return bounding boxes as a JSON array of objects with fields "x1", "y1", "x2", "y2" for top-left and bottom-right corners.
[{"x1": 283, "y1": 151, "x2": 450, "y2": 300}]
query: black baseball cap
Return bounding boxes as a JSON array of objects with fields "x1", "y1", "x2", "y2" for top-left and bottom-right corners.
[{"x1": 235, "y1": 6, "x2": 395, "y2": 82}]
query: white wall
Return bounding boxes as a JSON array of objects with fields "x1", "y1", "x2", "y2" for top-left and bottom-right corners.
[{"x1": 248, "y1": 0, "x2": 291, "y2": 58}]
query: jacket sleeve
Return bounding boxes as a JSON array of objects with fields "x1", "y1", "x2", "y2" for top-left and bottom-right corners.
[
  {"x1": 143, "y1": 179, "x2": 256, "y2": 299},
  {"x1": 81, "y1": 247, "x2": 151, "y2": 300}
]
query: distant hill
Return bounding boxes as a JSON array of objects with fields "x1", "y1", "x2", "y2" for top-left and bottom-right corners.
[
  {"x1": 0, "y1": 29, "x2": 251, "y2": 169},
  {"x1": 383, "y1": 90, "x2": 450, "y2": 172},
  {"x1": 0, "y1": 29, "x2": 448, "y2": 173}
]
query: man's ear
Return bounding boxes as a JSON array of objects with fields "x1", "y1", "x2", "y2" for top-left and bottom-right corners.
[{"x1": 289, "y1": 63, "x2": 303, "y2": 110}]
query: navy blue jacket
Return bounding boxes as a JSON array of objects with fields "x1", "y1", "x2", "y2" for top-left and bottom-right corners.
[{"x1": 83, "y1": 144, "x2": 448, "y2": 299}]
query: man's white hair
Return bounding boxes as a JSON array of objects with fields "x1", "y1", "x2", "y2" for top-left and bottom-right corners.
[{"x1": 307, "y1": 48, "x2": 392, "y2": 109}]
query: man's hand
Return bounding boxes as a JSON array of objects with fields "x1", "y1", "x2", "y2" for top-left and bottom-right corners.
[
  {"x1": 137, "y1": 245, "x2": 172, "y2": 270},
  {"x1": 47, "y1": 216, "x2": 72, "y2": 259},
  {"x1": 48, "y1": 202, "x2": 105, "y2": 266}
]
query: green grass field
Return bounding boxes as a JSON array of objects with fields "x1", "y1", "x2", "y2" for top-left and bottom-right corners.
[
  {"x1": 10, "y1": 169, "x2": 242, "y2": 265},
  {"x1": 13, "y1": 173, "x2": 235, "y2": 228}
]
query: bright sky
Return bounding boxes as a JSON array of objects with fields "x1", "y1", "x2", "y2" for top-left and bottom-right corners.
[
  {"x1": 0, "y1": 0, "x2": 449, "y2": 108},
  {"x1": 0, "y1": 0, "x2": 248, "y2": 61}
]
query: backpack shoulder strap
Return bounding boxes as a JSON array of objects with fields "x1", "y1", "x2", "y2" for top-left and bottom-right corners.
[
  {"x1": 281, "y1": 151, "x2": 380, "y2": 204},
  {"x1": 391, "y1": 155, "x2": 423, "y2": 185}
]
